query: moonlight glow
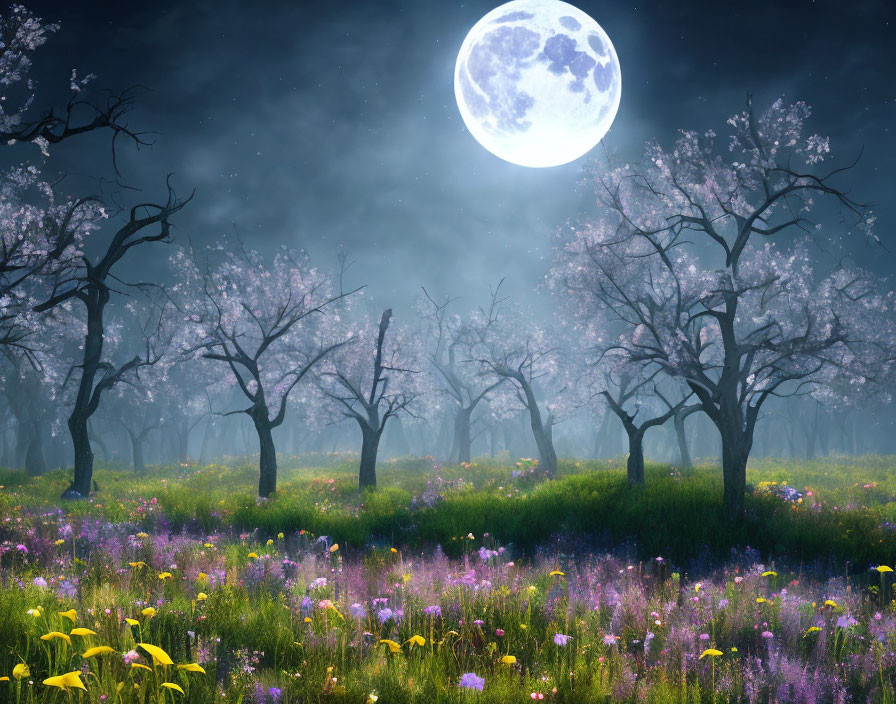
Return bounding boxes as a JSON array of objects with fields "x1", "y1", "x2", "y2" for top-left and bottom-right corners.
[{"x1": 454, "y1": 0, "x2": 621, "y2": 168}]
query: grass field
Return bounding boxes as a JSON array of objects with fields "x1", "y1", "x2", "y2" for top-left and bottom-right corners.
[{"x1": 0, "y1": 454, "x2": 894, "y2": 702}]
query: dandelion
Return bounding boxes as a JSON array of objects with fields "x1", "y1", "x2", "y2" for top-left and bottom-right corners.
[{"x1": 459, "y1": 672, "x2": 485, "y2": 691}]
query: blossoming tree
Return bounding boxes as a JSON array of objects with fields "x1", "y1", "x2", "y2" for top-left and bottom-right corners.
[
  {"x1": 173, "y1": 244, "x2": 359, "y2": 497},
  {"x1": 552, "y1": 97, "x2": 896, "y2": 516}
]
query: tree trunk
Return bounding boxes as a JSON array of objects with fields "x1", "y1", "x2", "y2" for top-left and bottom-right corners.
[
  {"x1": 719, "y1": 421, "x2": 751, "y2": 518},
  {"x1": 674, "y1": 410, "x2": 692, "y2": 469},
  {"x1": 626, "y1": 428, "x2": 645, "y2": 485},
  {"x1": 25, "y1": 427, "x2": 47, "y2": 476},
  {"x1": 454, "y1": 406, "x2": 473, "y2": 463},
  {"x1": 256, "y1": 419, "x2": 277, "y2": 498},
  {"x1": 358, "y1": 425, "x2": 381, "y2": 490},
  {"x1": 66, "y1": 412, "x2": 94, "y2": 497},
  {"x1": 128, "y1": 429, "x2": 146, "y2": 474}
]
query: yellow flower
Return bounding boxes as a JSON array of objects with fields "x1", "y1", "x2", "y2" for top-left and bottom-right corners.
[
  {"x1": 329, "y1": 543, "x2": 340, "y2": 553},
  {"x1": 304, "y1": 617, "x2": 312, "y2": 623},
  {"x1": 0, "y1": 676, "x2": 7, "y2": 682},
  {"x1": 177, "y1": 663, "x2": 206, "y2": 674},
  {"x1": 247, "y1": 552, "x2": 258, "y2": 559},
  {"x1": 131, "y1": 663, "x2": 153, "y2": 673},
  {"x1": 41, "y1": 631, "x2": 72, "y2": 645},
  {"x1": 500, "y1": 655, "x2": 517, "y2": 665},
  {"x1": 549, "y1": 570, "x2": 565, "y2": 577},
  {"x1": 390, "y1": 547, "x2": 398, "y2": 553},
  {"x1": 141, "y1": 607, "x2": 156, "y2": 618},
  {"x1": 520, "y1": 624, "x2": 528, "y2": 630},
  {"x1": 59, "y1": 609, "x2": 77, "y2": 623},
  {"x1": 367, "y1": 694, "x2": 379, "y2": 704},
  {"x1": 823, "y1": 600, "x2": 838, "y2": 608},
  {"x1": 136, "y1": 532, "x2": 149, "y2": 539},
  {"x1": 12, "y1": 664, "x2": 29, "y2": 680},
  {"x1": 26, "y1": 607, "x2": 43, "y2": 618},
  {"x1": 197, "y1": 592, "x2": 208, "y2": 601},
  {"x1": 43, "y1": 671, "x2": 86, "y2": 691},
  {"x1": 731, "y1": 647, "x2": 738, "y2": 653},
  {"x1": 805, "y1": 626, "x2": 822, "y2": 635},
  {"x1": 158, "y1": 572, "x2": 173, "y2": 580},
  {"x1": 138, "y1": 643, "x2": 174, "y2": 667},
  {"x1": 379, "y1": 639, "x2": 401, "y2": 654},
  {"x1": 71, "y1": 628, "x2": 97, "y2": 637},
  {"x1": 128, "y1": 561, "x2": 147, "y2": 569},
  {"x1": 54, "y1": 539, "x2": 65, "y2": 546},
  {"x1": 83, "y1": 646, "x2": 116, "y2": 658},
  {"x1": 756, "y1": 597, "x2": 766, "y2": 604},
  {"x1": 406, "y1": 635, "x2": 425, "y2": 647},
  {"x1": 402, "y1": 573, "x2": 412, "y2": 584},
  {"x1": 203, "y1": 543, "x2": 214, "y2": 549},
  {"x1": 196, "y1": 572, "x2": 208, "y2": 581},
  {"x1": 876, "y1": 565, "x2": 893, "y2": 573},
  {"x1": 125, "y1": 618, "x2": 140, "y2": 627},
  {"x1": 277, "y1": 532, "x2": 285, "y2": 540},
  {"x1": 161, "y1": 683, "x2": 185, "y2": 695},
  {"x1": 761, "y1": 571, "x2": 778, "y2": 578},
  {"x1": 699, "y1": 649, "x2": 723, "y2": 659},
  {"x1": 527, "y1": 585, "x2": 537, "y2": 593}
]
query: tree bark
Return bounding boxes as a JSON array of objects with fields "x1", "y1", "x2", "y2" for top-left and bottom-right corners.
[
  {"x1": 358, "y1": 424, "x2": 381, "y2": 490},
  {"x1": 454, "y1": 406, "x2": 473, "y2": 463},
  {"x1": 256, "y1": 419, "x2": 277, "y2": 498},
  {"x1": 66, "y1": 411, "x2": 94, "y2": 497},
  {"x1": 25, "y1": 427, "x2": 47, "y2": 476},
  {"x1": 673, "y1": 408, "x2": 693, "y2": 469},
  {"x1": 626, "y1": 428, "x2": 645, "y2": 485}
]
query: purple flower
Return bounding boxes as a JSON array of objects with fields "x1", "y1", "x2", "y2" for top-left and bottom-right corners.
[
  {"x1": 33, "y1": 576, "x2": 47, "y2": 588},
  {"x1": 268, "y1": 687, "x2": 282, "y2": 702},
  {"x1": 423, "y1": 604, "x2": 442, "y2": 617},
  {"x1": 603, "y1": 634, "x2": 618, "y2": 646},
  {"x1": 699, "y1": 633, "x2": 710, "y2": 641},
  {"x1": 554, "y1": 633, "x2": 570, "y2": 646},
  {"x1": 474, "y1": 619, "x2": 484, "y2": 626},
  {"x1": 836, "y1": 614, "x2": 858, "y2": 629},
  {"x1": 349, "y1": 602, "x2": 366, "y2": 619},
  {"x1": 718, "y1": 598, "x2": 729, "y2": 608},
  {"x1": 761, "y1": 630, "x2": 774, "y2": 639},
  {"x1": 459, "y1": 673, "x2": 485, "y2": 691},
  {"x1": 15, "y1": 544, "x2": 27, "y2": 554},
  {"x1": 495, "y1": 628, "x2": 505, "y2": 637},
  {"x1": 377, "y1": 608, "x2": 393, "y2": 624}
]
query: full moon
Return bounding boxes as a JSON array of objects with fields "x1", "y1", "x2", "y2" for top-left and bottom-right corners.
[{"x1": 454, "y1": 0, "x2": 621, "y2": 168}]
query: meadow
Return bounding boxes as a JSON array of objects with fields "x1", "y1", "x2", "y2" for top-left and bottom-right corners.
[{"x1": 0, "y1": 454, "x2": 894, "y2": 702}]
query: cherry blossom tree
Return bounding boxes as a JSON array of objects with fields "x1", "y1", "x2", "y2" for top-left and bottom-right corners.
[
  {"x1": 172, "y1": 243, "x2": 359, "y2": 497},
  {"x1": 417, "y1": 286, "x2": 509, "y2": 463},
  {"x1": 317, "y1": 308, "x2": 437, "y2": 489},
  {"x1": 552, "y1": 96, "x2": 895, "y2": 517}
]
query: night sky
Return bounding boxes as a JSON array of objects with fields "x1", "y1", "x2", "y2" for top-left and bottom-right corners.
[{"x1": 18, "y1": 0, "x2": 896, "y2": 313}]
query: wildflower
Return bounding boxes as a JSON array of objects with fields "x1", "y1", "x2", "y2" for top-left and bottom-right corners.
[
  {"x1": 761, "y1": 571, "x2": 778, "y2": 578},
  {"x1": 823, "y1": 599, "x2": 838, "y2": 608},
  {"x1": 875, "y1": 565, "x2": 893, "y2": 573},
  {"x1": 125, "y1": 618, "x2": 140, "y2": 627},
  {"x1": 379, "y1": 639, "x2": 401, "y2": 654},
  {"x1": 33, "y1": 577, "x2": 48, "y2": 588},
  {"x1": 500, "y1": 655, "x2": 517, "y2": 664},
  {"x1": 138, "y1": 643, "x2": 174, "y2": 666},
  {"x1": 197, "y1": 592, "x2": 208, "y2": 601},
  {"x1": 531, "y1": 693, "x2": 545, "y2": 700},
  {"x1": 699, "y1": 649, "x2": 723, "y2": 659},
  {"x1": 805, "y1": 626, "x2": 822, "y2": 635},
  {"x1": 367, "y1": 694, "x2": 379, "y2": 704},
  {"x1": 349, "y1": 603, "x2": 366, "y2": 618},
  {"x1": 71, "y1": 628, "x2": 97, "y2": 637},
  {"x1": 553, "y1": 633, "x2": 570, "y2": 646},
  {"x1": 59, "y1": 609, "x2": 77, "y2": 623},
  {"x1": 136, "y1": 532, "x2": 149, "y2": 539},
  {"x1": 699, "y1": 633, "x2": 710, "y2": 641},
  {"x1": 761, "y1": 631, "x2": 774, "y2": 639},
  {"x1": 158, "y1": 572, "x2": 173, "y2": 580},
  {"x1": 123, "y1": 650, "x2": 140, "y2": 665},
  {"x1": 268, "y1": 687, "x2": 283, "y2": 702},
  {"x1": 377, "y1": 608, "x2": 393, "y2": 624},
  {"x1": 54, "y1": 539, "x2": 65, "y2": 546},
  {"x1": 266, "y1": 539, "x2": 274, "y2": 546},
  {"x1": 423, "y1": 604, "x2": 442, "y2": 617},
  {"x1": 406, "y1": 635, "x2": 425, "y2": 647},
  {"x1": 12, "y1": 664, "x2": 29, "y2": 680},
  {"x1": 177, "y1": 664, "x2": 206, "y2": 674},
  {"x1": 329, "y1": 544, "x2": 340, "y2": 553},
  {"x1": 161, "y1": 683, "x2": 185, "y2": 695},
  {"x1": 141, "y1": 607, "x2": 156, "y2": 618},
  {"x1": 43, "y1": 671, "x2": 86, "y2": 692},
  {"x1": 549, "y1": 570, "x2": 565, "y2": 577},
  {"x1": 734, "y1": 576, "x2": 744, "y2": 584},
  {"x1": 495, "y1": 628, "x2": 505, "y2": 636},
  {"x1": 459, "y1": 673, "x2": 485, "y2": 691},
  {"x1": 836, "y1": 614, "x2": 858, "y2": 629},
  {"x1": 41, "y1": 632, "x2": 71, "y2": 645},
  {"x1": 603, "y1": 634, "x2": 617, "y2": 646},
  {"x1": 83, "y1": 646, "x2": 116, "y2": 658},
  {"x1": 247, "y1": 552, "x2": 258, "y2": 559},
  {"x1": 390, "y1": 547, "x2": 398, "y2": 553}
]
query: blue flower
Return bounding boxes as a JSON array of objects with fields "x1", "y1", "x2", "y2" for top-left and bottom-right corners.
[{"x1": 459, "y1": 672, "x2": 485, "y2": 691}]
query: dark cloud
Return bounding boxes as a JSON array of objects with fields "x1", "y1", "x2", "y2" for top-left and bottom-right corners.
[{"x1": 17, "y1": 0, "x2": 896, "y2": 313}]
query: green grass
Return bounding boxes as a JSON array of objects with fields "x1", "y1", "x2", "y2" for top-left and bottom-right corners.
[{"x1": 2, "y1": 454, "x2": 895, "y2": 568}]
